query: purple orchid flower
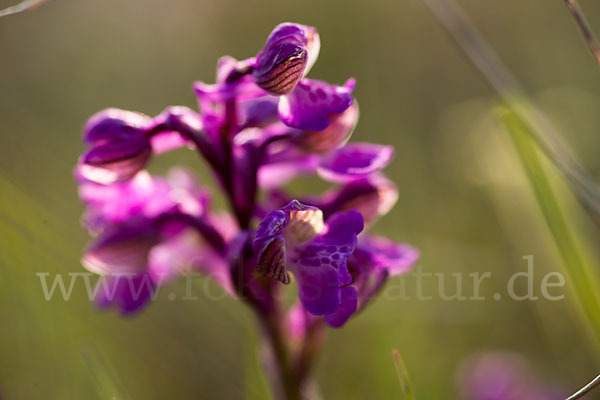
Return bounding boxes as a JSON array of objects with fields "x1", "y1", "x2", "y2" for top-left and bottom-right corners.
[
  {"x1": 79, "y1": 169, "x2": 234, "y2": 314},
  {"x1": 456, "y1": 352, "x2": 566, "y2": 400},
  {"x1": 74, "y1": 21, "x2": 418, "y2": 397},
  {"x1": 253, "y1": 200, "x2": 363, "y2": 327}
]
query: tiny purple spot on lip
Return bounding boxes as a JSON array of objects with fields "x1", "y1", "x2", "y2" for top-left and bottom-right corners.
[{"x1": 316, "y1": 88, "x2": 327, "y2": 99}]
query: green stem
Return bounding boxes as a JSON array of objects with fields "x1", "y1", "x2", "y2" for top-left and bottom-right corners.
[
  {"x1": 260, "y1": 312, "x2": 302, "y2": 400},
  {"x1": 501, "y1": 108, "x2": 600, "y2": 342}
]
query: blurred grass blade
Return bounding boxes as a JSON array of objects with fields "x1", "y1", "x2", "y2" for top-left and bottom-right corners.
[
  {"x1": 245, "y1": 333, "x2": 272, "y2": 400},
  {"x1": 565, "y1": 374, "x2": 600, "y2": 400},
  {"x1": 0, "y1": 0, "x2": 48, "y2": 18},
  {"x1": 82, "y1": 345, "x2": 131, "y2": 400},
  {"x1": 392, "y1": 349, "x2": 416, "y2": 400},
  {"x1": 564, "y1": 0, "x2": 600, "y2": 71},
  {"x1": 421, "y1": 0, "x2": 600, "y2": 228},
  {"x1": 500, "y1": 108, "x2": 600, "y2": 341}
]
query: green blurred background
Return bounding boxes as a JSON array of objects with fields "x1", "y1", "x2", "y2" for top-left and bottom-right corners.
[{"x1": 3, "y1": 0, "x2": 600, "y2": 398}]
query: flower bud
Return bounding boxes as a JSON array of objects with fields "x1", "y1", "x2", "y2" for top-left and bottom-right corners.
[{"x1": 253, "y1": 23, "x2": 320, "y2": 95}]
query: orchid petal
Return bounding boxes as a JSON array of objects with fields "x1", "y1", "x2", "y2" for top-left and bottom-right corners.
[
  {"x1": 324, "y1": 286, "x2": 358, "y2": 328},
  {"x1": 95, "y1": 273, "x2": 156, "y2": 316},
  {"x1": 82, "y1": 220, "x2": 158, "y2": 276},
  {"x1": 356, "y1": 235, "x2": 419, "y2": 276},
  {"x1": 317, "y1": 143, "x2": 394, "y2": 183},
  {"x1": 296, "y1": 102, "x2": 358, "y2": 153},
  {"x1": 254, "y1": 23, "x2": 320, "y2": 95},
  {"x1": 278, "y1": 78, "x2": 354, "y2": 130},
  {"x1": 78, "y1": 136, "x2": 152, "y2": 185},
  {"x1": 83, "y1": 108, "x2": 151, "y2": 144},
  {"x1": 316, "y1": 174, "x2": 398, "y2": 226},
  {"x1": 291, "y1": 209, "x2": 363, "y2": 315}
]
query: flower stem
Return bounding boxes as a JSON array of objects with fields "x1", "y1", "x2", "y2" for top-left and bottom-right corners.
[
  {"x1": 294, "y1": 322, "x2": 325, "y2": 386},
  {"x1": 565, "y1": 374, "x2": 600, "y2": 399},
  {"x1": 564, "y1": 0, "x2": 600, "y2": 71},
  {"x1": 260, "y1": 313, "x2": 303, "y2": 400},
  {"x1": 220, "y1": 99, "x2": 239, "y2": 223}
]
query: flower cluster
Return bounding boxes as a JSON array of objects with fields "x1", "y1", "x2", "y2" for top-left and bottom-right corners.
[{"x1": 75, "y1": 22, "x2": 418, "y2": 329}]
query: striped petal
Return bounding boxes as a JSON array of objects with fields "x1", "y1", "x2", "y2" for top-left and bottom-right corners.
[
  {"x1": 253, "y1": 201, "x2": 325, "y2": 284},
  {"x1": 83, "y1": 108, "x2": 151, "y2": 144},
  {"x1": 253, "y1": 23, "x2": 320, "y2": 95},
  {"x1": 78, "y1": 137, "x2": 152, "y2": 184}
]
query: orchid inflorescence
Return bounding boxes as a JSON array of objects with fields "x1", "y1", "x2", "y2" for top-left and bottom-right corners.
[{"x1": 75, "y1": 22, "x2": 418, "y2": 396}]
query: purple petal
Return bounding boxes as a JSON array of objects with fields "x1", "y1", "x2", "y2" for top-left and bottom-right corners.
[
  {"x1": 357, "y1": 235, "x2": 419, "y2": 276},
  {"x1": 147, "y1": 106, "x2": 198, "y2": 154},
  {"x1": 254, "y1": 209, "x2": 290, "y2": 252},
  {"x1": 253, "y1": 201, "x2": 325, "y2": 283},
  {"x1": 95, "y1": 273, "x2": 156, "y2": 316},
  {"x1": 149, "y1": 106, "x2": 222, "y2": 169},
  {"x1": 253, "y1": 203, "x2": 361, "y2": 316},
  {"x1": 258, "y1": 154, "x2": 320, "y2": 189},
  {"x1": 254, "y1": 42, "x2": 306, "y2": 95},
  {"x1": 229, "y1": 231, "x2": 275, "y2": 312},
  {"x1": 294, "y1": 261, "x2": 340, "y2": 315},
  {"x1": 346, "y1": 235, "x2": 417, "y2": 310},
  {"x1": 79, "y1": 172, "x2": 174, "y2": 231},
  {"x1": 254, "y1": 23, "x2": 320, "y2": 95},
  {"x1": 292, "y1": 209, "x2": 363, "y2": 315},
  {"x1": 239, "y1": 96, "x2": 280, "y2": 128},
  {"x1": 316, "y1": 174, "x2": 398, "y2": 226},
  {"x1": 278, "y1": 78, "x2": 354, "y2": 130},
  {"x1": 83, "y1": 108, "x2": 151, "y2": 144},
  {"x1": 82, "y1": 220, "x2": 158, "y2": 276},
  {"x1": 79, "y1": 168, "x2": 209, "y2": 231},
  {"x1": 317, "y1": 143, "x2": 394, "y2": 183},
  {"x1": 324, "y1": 286, "x2": 358, "y2": 328},
  {"x1": 165, "y1": 168, "x2": 211, "y2": 218},
  {"x1": 253, "y1": 209, "x2": 290, "y2": 280},
  {"x1": 257, "y1": 236, "x2": 290, "y2": 284},
  {"x1": 193, "y1": 75, "x2": 266, "y2": 112},
  {"x1": 216, "y1": 56, "x2": 256, "y2": 84},
  {"x1": 317, "y1": 209, "x2": 363, "y2": 285},
  {"x1": 148, "y1": 229, "x2": 233, "y2": 295},
  {"x1": 296, "y1": 102, "x2": 358, "y2": 153},
  {"x1": 149, "y1": 131, "x2": 188, "y2": 154},
  {"x1": 78, "y1": 136, "x2": 152, "y2": 184},
  {"x1": 457, "y1": 352, "x2": 558, "y2": 400}
]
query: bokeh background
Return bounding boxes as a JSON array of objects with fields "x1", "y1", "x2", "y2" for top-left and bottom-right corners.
[{"x1": 3, "y1": 0, "x2": 600, "y2": 398}]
